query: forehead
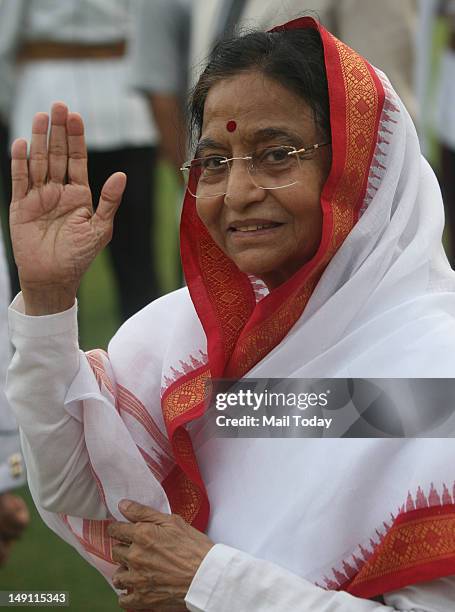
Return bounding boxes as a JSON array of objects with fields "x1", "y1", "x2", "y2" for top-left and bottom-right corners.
[{"x1": 201, "y1": 71, "x2": 316, "y2": 144}]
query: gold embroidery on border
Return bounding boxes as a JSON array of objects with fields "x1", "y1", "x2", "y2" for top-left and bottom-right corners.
[
  {"x1": 172, "y1": 428, "x2": 200, "y2": 471},
  {"x1": 330, "y1": 37, "x2": 378, "y2": 246},
  {"x1": 351, "y1": 513, "x2": 455, "y2": 586},
  {"x1": 199, "y1": 230, "x2": 253, "y2": 358},
  {"x1": 167, "y1": 429, "x2": 203, "y2": 524},
  {"x1": 162, "y1": 367, "x2": 211, "y2": 427},
  {"x1": 172, "y1": 471, "x2": 203, "y2": 524}
]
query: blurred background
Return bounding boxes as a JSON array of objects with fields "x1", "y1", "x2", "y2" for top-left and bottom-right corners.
[{"x1": 0, "y1": 0, "x2": 453, "y2": 610}]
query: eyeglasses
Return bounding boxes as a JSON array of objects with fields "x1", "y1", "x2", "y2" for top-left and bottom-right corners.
[{"x1": 180, "y1": 142, "x2": 331, "y2": 199}]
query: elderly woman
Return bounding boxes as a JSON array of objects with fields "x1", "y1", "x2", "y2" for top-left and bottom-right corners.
[{"x1": 6, "y1": 16, "x2": 455, "y2": 612}]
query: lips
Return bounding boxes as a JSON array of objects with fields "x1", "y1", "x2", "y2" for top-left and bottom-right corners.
[{"x1": 228, "y1": 220, "x2": 283, "y2": 233}]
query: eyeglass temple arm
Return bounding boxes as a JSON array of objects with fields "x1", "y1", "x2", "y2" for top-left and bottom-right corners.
[
  {"x1": 291, "y1": 142, "x2": 331, "y2": 156},
  {"x1": 292, "y1": 142, "x2": 331, "y2": 155}
]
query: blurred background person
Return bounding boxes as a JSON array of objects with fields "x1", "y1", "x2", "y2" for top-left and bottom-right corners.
[
  {"x1": 128, "y1": 0, "x2": 191, "y2": 284},
  {"x1": 0, "y1": 0, "x2": 22, "y2": 297},
  {"x1": 129, "y1": 0, "x2": 190, "y2": 177},
  {"x1": 0, "y1": 224, "x2": 28, "y2": 568},
  {"x1": 190, "y1": 0, "x2": 417, "y2": 118},
  {"x1": 0, "y1": 0, "x2": 162, "y2": 324}
]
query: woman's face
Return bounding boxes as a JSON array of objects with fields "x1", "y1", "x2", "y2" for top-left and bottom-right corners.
[{"x1": 195, "y1": 71, "x2": 332, "y2": 289}]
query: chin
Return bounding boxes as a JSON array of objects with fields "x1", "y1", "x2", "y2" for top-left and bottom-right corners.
[
  {"x1": 232, "y1": 251, "x2": 313, "y2": 290},
  {"x1": 233, "y1": 255, "x2": 279, "y2": 278}
]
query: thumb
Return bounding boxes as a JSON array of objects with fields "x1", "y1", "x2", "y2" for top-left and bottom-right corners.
[
  {"x1": 118, "y1": 499, "x2": 165, "y2": 524},
  {"x1": 94, "y1": 172, "x2": 127, "y2": 223}
]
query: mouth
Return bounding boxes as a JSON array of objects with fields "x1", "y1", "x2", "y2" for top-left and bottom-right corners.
[{"x1": 228, "y1": 221, "x2": 284, "y2": 235}]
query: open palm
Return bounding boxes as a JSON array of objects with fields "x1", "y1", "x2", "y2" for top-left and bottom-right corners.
[{"x1": 10, "y1": 103, "x2": 126, "y2": 305}]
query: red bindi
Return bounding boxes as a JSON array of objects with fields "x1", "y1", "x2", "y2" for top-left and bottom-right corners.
[{"x1": 226, "y1": 120, "x2": 237, "y2": 132}]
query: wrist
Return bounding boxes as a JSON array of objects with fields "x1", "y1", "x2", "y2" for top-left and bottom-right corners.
[{"x1": 20, "y1": 285, "x2": 77, "y2": 315}]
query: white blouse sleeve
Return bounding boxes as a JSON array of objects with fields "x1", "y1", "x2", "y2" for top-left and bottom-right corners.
[
  {"x1": 185, "y1": 544, "x2": 455, "y2": 611},
  {"x1": 6, "y1": 293, "x2": 108, "y2": 519}
]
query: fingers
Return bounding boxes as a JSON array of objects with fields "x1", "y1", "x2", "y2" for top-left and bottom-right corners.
[
  {"x1": 11, "y1": 139, "x2": 29, "y2": 202},
  {"x1": 67, "y1": 112, "x2": 89, "y2": 186},
  {"x1": 117, "y1": 590, "x2": 169, "y2": 610},
  {"x1": 108, "y1": 521, "x2": 135, "y2": 544},
  {"x1": 29, "y1": 112, "x2": 49, "y2": 188},
  {"x1": 112, "y1": 567, "x2": 133, "y2": 590},
  {"x1": 117, "y1": 591, "x2": 136, "y2": 609},
  {"x1": 94, "y1": 172, "x2": 126, "y2": 224},
  {"x1": 112, "y1": 543, "x2": 130, "y2": 566},
  {"x1": 117, "y1": 500, "x2": 167, "y2": 524},
  {"x1": 12, "y1": 103, "x2": 89, "y2": 199},
  {"x1": 48, "y1": 102, "x2": 69, "y2": 183}
]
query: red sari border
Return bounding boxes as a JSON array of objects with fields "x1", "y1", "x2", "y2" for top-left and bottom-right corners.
[{"x1": 345, "y1": 504, "x2": 455, "y2": 598}]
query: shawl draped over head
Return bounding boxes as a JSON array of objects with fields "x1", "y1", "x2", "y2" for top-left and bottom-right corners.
[{"x1": 35, "y1": 17, "x2": 455, "y2": 601}]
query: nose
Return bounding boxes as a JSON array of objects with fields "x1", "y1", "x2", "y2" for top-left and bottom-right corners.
[{"x1": 223, "y1": 158, "x2": 267, "y2": 210}]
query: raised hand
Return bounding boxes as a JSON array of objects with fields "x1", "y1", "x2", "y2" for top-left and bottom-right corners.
[{"x1": 10, "y1": 102, "x2": 126, "y2": 315}]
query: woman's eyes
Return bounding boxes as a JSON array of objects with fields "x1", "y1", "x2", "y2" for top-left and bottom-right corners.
[
  {"x1": 196, "y1": 146, "x2": 298, "y2": 169},
  {"x1": 257, "y1": 147, "x2": 297, "y2": 167},
  {"x1": 260, "y1": 147, "x2": 290, "y2": 163},
  {"x1": 201, "y1": 156, "x2": 226, "y2": 170}
]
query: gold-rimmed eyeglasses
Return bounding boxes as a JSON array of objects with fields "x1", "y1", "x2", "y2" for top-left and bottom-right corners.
[{"x1": 180, "y1": 142, "x2": 331, "y2": 199}]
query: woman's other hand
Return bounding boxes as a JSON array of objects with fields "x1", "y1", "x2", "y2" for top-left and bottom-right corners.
[
  {"x1": 108, "y1": 500, "x2": 214, "y2": 611},
  {"x1": 10, "y1": 102, "x2": 126, "y2": 315}
]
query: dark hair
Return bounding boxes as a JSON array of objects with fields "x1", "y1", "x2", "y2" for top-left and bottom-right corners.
[{"x1": 189, "y1": 28, "x2": 331, "y2": 147}]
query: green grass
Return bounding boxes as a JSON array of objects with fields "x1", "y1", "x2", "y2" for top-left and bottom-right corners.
[
  {"x1": 0, "y1": 161, "x2": 181, "y2": 610},
  {"x1": 0, "y1": 487, "x2": 117, "y2": 611}
]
